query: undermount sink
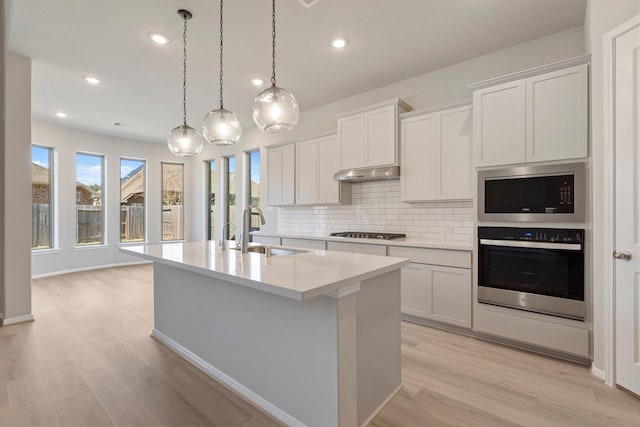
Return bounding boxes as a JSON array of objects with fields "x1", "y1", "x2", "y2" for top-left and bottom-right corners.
[{"x1": 231, "y1": 245, "x2": 308, "y2": 256}]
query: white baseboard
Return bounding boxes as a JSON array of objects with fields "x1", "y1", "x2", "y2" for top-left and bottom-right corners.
[
  {"x1": 31, "y1": 260, "x2": 151, "y2": 279},
  {"x1": 151, "y1": 329, "x2": 306, "y2": 427},
  {"x1": 2, "y1": 314, "x2": 35, "y2": 326},
  {"x1": 591, "y1": 364, "x2": 606, "y2": 382},
  {"x1": 359, "y1": 383, "x2": 402, "y2": 427}
]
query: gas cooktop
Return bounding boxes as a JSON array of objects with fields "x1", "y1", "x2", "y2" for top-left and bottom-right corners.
[{"x1": 329, "y1": 231, "x2": 406, "y2": 240}]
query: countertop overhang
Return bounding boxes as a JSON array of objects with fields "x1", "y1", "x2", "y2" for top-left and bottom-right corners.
[{"x1": 120, "y1": 241, "x2": 409, "y2": 301}]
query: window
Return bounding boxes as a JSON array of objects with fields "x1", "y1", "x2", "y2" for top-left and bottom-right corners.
[
  {"x1": 76, "y1": 153, "x2": 104, "y2": 245},
  {"x1": 247, "y1": 150, "x2": 261, "y2": 232},
  {"x1": 206, "y1": 160, "x2": 216, "y2": 240},
  {"x1": 32, "y1": 146, "x2": 54, "y2": 249},
  {"x1": 162, "y1": 163, "x2": 184, "y2": 241},
  {"x1": 225, "y1": 156, "x2": 236, "y2": 240},
  {"x1": 120, "y1": 158, "x2": 146, "y2": 242}
]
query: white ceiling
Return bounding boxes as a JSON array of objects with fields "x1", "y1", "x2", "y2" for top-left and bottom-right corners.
[{"x1": 8, "y1": 0, "x2": 586, "y2": 143}]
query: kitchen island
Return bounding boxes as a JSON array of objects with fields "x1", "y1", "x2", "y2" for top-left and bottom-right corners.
[{"x1": 121, "y1": 241, "x2": 409, "y2": 427}]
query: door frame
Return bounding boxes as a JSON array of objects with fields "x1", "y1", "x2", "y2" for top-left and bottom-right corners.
[{"x1": 602, "y1": 14, "x2": 640, "y2": 387}]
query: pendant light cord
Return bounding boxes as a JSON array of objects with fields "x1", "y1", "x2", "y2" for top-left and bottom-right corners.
[
  {"x1": 219, "y1": 0, "x2": 224, "y2": 109},
  {"x1": 182, "y1": 13, "x2": 188, "y2": 127},
  {"x1": 271, "y1": 0, "x2": 277, "y2": 87}
]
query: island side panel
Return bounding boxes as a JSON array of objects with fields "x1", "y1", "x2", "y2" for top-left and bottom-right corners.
[
  {"x1": 356, "y1": 269, "x2": 402, "y2": 426},
  {"x1": 152, "y1": 262, "x2": 340, "y2": 427}
]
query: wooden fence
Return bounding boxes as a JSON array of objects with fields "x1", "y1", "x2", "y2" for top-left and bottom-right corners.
[
  {"x1": 162, "y1": 205, "x2": 183, "y2": 241},
  {"x1": 34, "y1": 203, "x2": 258, "y2": 246},
  {"x1": 32, "y1": 204, "x2": 51, "y2": 248},
  {"x1": 77, "y1": 205, "x2": 102, "y2": 244},
  {"x1": 121, "y1": 205, "x2": 145, "y2": 242}
]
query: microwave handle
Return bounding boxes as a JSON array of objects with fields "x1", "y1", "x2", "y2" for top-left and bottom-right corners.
[{"x1": 479, "y1": 239, "x2": 582, "y2": 251}]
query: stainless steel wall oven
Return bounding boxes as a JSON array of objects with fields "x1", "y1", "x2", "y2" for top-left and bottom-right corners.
[{"x1": 478, "y1": 227, "x2": 585, "y2": 320}]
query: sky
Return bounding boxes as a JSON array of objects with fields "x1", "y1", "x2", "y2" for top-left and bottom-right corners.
[
  {"x1": 120, "y1": 159, "x2": 144, "y2": 180},
  {"x1": 250, "y1": 150, "x2": 260, "y2": 184},
  {"x1": 76, "y1": 153, "x2": 103, "y2": 186},
  {"x1": 31, "y1": 146, "x2": 50, "y2": 169}
]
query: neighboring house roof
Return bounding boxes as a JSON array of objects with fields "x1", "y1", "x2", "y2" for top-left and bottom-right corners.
[
  {"x1": 32, "y1": 162, "x2": 99, "y2": 198},
  {"x1": 31, "y1": 162, "x2": 50, "y2": 185},
  {"x1": 120, "y1": 165, "x2": 144, "y2": 203}
]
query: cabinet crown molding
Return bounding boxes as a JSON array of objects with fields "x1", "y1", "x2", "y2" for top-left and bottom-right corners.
[
  {"x1": 400, "y1": 99, "x2": 471, "y2": 120},
  {"x1": 338, "y1": 97, "x2": 412, "y2": 118},
  {"x1": 467, "y1": 54, "x2": 591, "y2": 91}
]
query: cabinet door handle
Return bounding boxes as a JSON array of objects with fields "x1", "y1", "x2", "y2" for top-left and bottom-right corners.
[{"x1": 613, "y1": 251, "x2": 632, "y2": 261}]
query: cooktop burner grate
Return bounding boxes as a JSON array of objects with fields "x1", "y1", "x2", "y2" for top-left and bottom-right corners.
[{"x1": 329, "y1": 231, "x2": 406, "y2": 240}]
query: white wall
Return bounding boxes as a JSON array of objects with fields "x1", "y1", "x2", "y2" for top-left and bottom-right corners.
[
  {"x1": 585, "y1": 0, "x2": 640, "y2": 377},
  {"x1": 4, "y1": 52, "x2": 31, "y2": 322},
  {"x1": 31, "y1": 120, "x2": 194, "y2": 277},
  {"x1": 0, "y1": 0, "x2": 6, "y2": 321},
  {"x1": 191, "y1": 26, "x2": 585, "y2": 241}
]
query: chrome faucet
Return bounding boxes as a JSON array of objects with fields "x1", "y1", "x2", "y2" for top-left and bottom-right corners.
[
  {"x1": 219, "y1": 222, "x2": 236, "y2": 250},
  {"x1": 241, "y1": 204, "x2": 266, "y2": 253}
]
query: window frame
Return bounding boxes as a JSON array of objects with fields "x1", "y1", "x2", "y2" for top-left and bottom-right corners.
[
  {"x1": 31, "y1": 145, "x2": 55, "y2": 251},
  {"x1": 119, "y1": 157, "x2": 147, "y2": 244},
  {"x1": 205, "y1": 159, "x2": 216, "y2": 241},
  {"x1": 161, "y1": 161, "x2": 185, "y2": 242},
  {"x1": 223, "y1": 155, "x2": 236, "y2": 240},
  {"x1": 245, "y1": 149, "x2": 261, "y2": 232},
  {"x1": 75, "y1": 151, "x2": 106, "y2": 247}
]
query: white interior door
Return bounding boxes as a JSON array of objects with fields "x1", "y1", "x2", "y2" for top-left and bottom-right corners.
[{"x1": 614, "y1": 21, "x2": 640, "y2": 396}]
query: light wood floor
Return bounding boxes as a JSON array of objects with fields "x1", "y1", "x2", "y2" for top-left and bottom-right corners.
[{"x1": 0, "y1": 264, "x2": 637, "y2": 426}]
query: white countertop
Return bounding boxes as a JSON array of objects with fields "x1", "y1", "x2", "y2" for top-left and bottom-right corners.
[
  {"x1": 120, "y1": 241, "x2": 409, "y2": 301},
  {"x1": 251, "y1": 231, "x2": 473, "y2": 251}
]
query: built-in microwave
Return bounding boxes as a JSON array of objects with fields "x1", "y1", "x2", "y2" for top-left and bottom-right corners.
[{"x1": 478, "y1": 162, "x2": 586, "y2": 223}]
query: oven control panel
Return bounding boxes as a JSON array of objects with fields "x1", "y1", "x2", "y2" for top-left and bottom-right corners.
[{"x1": 478, "y1": 227, "x2": 584, "y2": 243}]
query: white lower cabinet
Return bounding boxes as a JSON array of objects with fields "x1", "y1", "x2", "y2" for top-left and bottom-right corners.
[
  {"x1": 425, "y1": 265, "x2": 472, "y2": 328},
  {"x1": 400, "y1": 257, "x2": 472, "y2": 328},
  {"x1": 400, "y1": 263, "x2": 429, "y2": 318}
]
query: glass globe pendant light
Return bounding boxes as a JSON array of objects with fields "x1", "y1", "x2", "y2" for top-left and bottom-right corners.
[
  {"x1": 252, "y1": 0, "x2": 299, "y2": 132},
  {"x1": 203, "y1": 0, "x2": 242, "y2": 145},
  {"x1": 168, "y1": 9, "x2": 204, "y2": 157}
]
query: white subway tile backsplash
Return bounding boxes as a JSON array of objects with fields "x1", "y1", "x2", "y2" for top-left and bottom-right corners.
[{"x1": 276, "y1": 180, "x2": 475, "y2": 241}]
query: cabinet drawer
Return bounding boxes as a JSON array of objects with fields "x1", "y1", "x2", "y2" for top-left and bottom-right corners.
[
  {"x1": 326, "y1": 241, "x2": 386, "y2": 256},
  {"x1": 281, "y1": 238, "x2": 326, "y2": 250},
  {"x1": 252, "y1": 235, "x2": 281, "y2": 246},
  {"x1": 388, "y1": 246, "x2": 471, "y2": 269}
]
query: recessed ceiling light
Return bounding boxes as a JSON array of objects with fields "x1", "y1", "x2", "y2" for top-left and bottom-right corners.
[
  {"x1": 148, "y1": 33, "x2": 170, "y2": 45},
  {"x1": 330, "y1": 37, "x2": 348, "y2": 49},
  {"x1": 84, "y1": 76, "x2": 101, "y2": 85},
  {"x1": 250, "y1": 78, "x2": 264, "y2": 87},
  {"x1": 55, "y1": 112, "x2": 67, "y2": 118}
]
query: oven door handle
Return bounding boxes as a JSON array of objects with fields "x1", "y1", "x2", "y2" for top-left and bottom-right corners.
[{"x1": 479, "y1": 239, "x2": 582, "y2": 251}]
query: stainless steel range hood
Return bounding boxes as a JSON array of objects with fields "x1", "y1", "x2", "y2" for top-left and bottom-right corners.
[{"x1": 333, "y1": 166, "x2": 400, "y2": 183}]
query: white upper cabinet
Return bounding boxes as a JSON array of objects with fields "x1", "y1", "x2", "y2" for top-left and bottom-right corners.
[
  {"x1": 296, "y1": 134, "x2": 350, "y2": 205},
  {"x1": 401, "y1": 102, "x2": 473, "y2": 202},
  {"x1": 471, "y1": 59, "x2": 589, "y2": 167},
  {"x1": 338, "y1": 98, "x2": 411, "y2": 170},
  {"x1": 266, "y1": 144, "x2": 295, "y2": 206},
  {"x1": 473, "y1": 80, "x2": 526, "y2": 167},
  {"x1": 338, "y1": 114, "x2": 366, "y2": 170},
  {"x1": 526, "y1": 65, "x2": 588, "y2": 162}
]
